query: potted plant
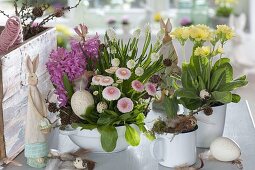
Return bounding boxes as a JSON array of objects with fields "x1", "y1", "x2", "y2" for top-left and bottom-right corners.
[
  {"x1": 170, "y1": 24, "x2": 248, "y2": 148},
  {"x1": 212, "y1": 0, "x2": 238, "y2": 26},
  {"x1": 151, "y1": 95, "x2": 198, "y2": 168},
  {"x1": 47, "y1": 24, "x2": 164, "y2": 153}
]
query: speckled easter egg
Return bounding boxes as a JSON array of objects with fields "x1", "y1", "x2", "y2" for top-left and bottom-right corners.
[
  {"x1": 210, "y1": 137, "x2": 241, "y2": 162},
  {"x1": 71, "y1": 90, "x2": 94, "y2": 119}
]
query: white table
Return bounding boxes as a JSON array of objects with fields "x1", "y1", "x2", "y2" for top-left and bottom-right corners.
[{"x1": 4, "y1": 100, "x2": 255, "y2": 170}]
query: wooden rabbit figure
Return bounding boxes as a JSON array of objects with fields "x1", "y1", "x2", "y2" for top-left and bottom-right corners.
[
  {"x1": 153, "y1": 18, "x2": 181, "y2": 110},
  {"x1": 25, "y1": 55, "x2": 49, "y2": 168}
]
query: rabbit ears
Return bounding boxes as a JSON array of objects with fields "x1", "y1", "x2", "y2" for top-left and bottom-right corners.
[
  {"x1": 160, "y1": 18, "x2": 172, "y2": 33},
  {"x1": 26, "y1": 54, "x2": 39, "y2": 73}
]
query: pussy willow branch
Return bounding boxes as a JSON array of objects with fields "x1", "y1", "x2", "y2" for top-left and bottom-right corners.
[
  {"x1": 14, "y1": 0, "x2": 19, "y2": 16},
  {"x1": 38, "y1": 0, "x2": 82, "y2": 27},
  {"x1": 0, "y1": 10, "x2": 9, "y2": 18}
]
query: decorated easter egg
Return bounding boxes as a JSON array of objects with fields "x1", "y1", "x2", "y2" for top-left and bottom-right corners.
[
  {"x1": 210, "y1": 137, "x2": 241, "y2": 162},
  {"x1": 71, "y1": 90, "x2": 94, "y2": 119}
]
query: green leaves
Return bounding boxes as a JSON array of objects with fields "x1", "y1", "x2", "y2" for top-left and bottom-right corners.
[
  {"x1": 163, "y1": 96, "x2": 179, "y2": 119},
  {"x1": 125, "y1": 125, "x2": 140, "y2": 146},
  {"x1": 176, "y1": 88, "x2": 200, "y2": 99},
  {"x1": 232, "y1": 94, "x2": 241, "y2": 103},
  {"x1": 218, "y1": 75, "x2": 248, "y2": 91},
  {"x1": 98, "y1": 125, "x2": 118, "y2": 152},
  {"x1": 211, "y1": 91, "x2": 232, "y2": 104},
  {"x1": 62, "y1": 74, "x2": 74, "y2": 99}
]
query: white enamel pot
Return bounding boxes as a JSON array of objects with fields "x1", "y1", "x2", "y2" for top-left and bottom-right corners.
[
  {"x1": 195, "y1": 104, "x2": 227, "y2": 148},
  {"x1": 150, "y1": 126, "x2": 197, "y2": 168},
  {"x1": 60, "y1": 125, "x2": 138, "y2": 153}
]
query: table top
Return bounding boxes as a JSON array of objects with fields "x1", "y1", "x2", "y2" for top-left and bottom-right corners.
[{"x1": 4, "y1": 100, "x2": 255, "y2": 170}]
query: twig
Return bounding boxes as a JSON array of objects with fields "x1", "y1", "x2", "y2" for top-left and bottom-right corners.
[
  {"x1": 0, "y1": 10, "x2": 9, "y2": 18},
  {"x1": 14, "y1": 0, "x2": 19, "y2": 16},
  {"x1": 38, "y1": 0, "x2": 82, "y2": 27}
]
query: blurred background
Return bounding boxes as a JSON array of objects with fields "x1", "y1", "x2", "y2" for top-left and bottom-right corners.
[{"x1": 0, "y1": 0, "x2": 254, "y2": 118}]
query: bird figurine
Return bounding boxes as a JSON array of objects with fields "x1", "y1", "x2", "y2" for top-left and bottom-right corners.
[{"x1": 73, "y1": 157, "x2": 88, "y2": 169}]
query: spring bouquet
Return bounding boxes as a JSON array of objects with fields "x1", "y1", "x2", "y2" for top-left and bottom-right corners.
[{"x1": 46, "y1": 24, "x2": 164, "y2": 152}]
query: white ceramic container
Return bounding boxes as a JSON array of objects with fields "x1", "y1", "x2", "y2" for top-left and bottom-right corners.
[
  {"x1": 195, "y1": 104, "x2": 227, "y2": 148},
  {"x1": 60, "y1": 125, "x2": 138, "y2": 153},
  {"x1": 150, "y1": 127, "x2": 197, "y2": 168}
]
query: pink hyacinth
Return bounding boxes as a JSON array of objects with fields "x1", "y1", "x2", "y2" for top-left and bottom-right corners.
[
  {"x1": 145, "y1": 83, "x2": 157, "y2": 96},
  {"x1": 131, "y1": 80, "x2": 144, "y2": 92},
  {"x1": 70, "y1": 34, "x2": 100, "y2": 59},
  {"x1": 116, "y1": 68, "x2": 131, "y2": 80},
  {"x1": 117, "y1": 97, "x2": 134, "y2": 113},
  {"x1": 102, "y1": 86, "x2": 121, "y2": 101},
  {"x1": 46, "y1": 47, "x2": 86, "y2": 106},
  {"x1": 74, "y1": 24, "x2": 88, "y2": 40}
]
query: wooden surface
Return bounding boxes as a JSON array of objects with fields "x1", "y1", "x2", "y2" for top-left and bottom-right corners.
[
  {"x1": 3, "y1": 100, "x2": 255, "y2": 170},
  {"x1": 0, "y1": 27, "x2": 56, "y2": 160}
]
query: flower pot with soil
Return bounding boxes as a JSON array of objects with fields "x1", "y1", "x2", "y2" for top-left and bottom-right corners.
[
  {"x1": 47, "y1": 24, "x2": 165, "y2": 153},
  {"x1": 170, "y1": 24, "x2": 248, "y2": 148},
  {"x1": 151, "y1": 96, "x2": 198, "y2": 168}
]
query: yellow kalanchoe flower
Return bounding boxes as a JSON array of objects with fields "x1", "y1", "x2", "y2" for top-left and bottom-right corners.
[
  {"x1": 189, "y1": 25, "x2": 211, "y2": 42},
  {"x1": 216, "y1": 25, "x2": 234, "y2": 40},
  {"x1": 194, "y1": 46, "x2": 211, "y2": 57},
  {"x1": 171, "y1": 27, "x2": 189, "y2": 44}
]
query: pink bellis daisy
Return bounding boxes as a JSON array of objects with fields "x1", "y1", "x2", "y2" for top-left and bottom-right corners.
[
  {"x1": 102, "y1": 86, "x2": 121, "y2": 101},
  {"x1": 145, "y1": 82, "x2": 157, "y2": 96},
  {"x1": 100, "y1": 76, "x2": 114, "y2": 86},
  {"x1": 131, "y1": 80, "x2": 144, "y2": 92},
  {"x1": 117, "y1": 97, "x2": 134, "y2": 113},
  {"x1": 92, "y1": 75, "x2": 102, "y2": 85},
  {"x1": 116, "y1": 68, "x2": 131, "y2": 80}
]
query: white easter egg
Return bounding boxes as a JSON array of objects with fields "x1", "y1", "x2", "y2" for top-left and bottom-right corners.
[
  {"x1": 210, "y1": 137, "x2": 241, "y2": 162},
  {"x1": 71, "y1": 90, "x2": 94, "y2": 119}
]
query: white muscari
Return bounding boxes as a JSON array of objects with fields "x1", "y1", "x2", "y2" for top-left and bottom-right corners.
[
  {"x1": 110, "y1": 46, "x2": 117, "y2": 54},
  {"x1": 200, "y1": 89, "x2": 210, "y2": 99},
  {"x1": 127, "y1": 59, "x2": 135, "y2": 69},
  {"x1": 151, "y1": 53, "x2": 160, "y2": 63},
  {"x1": 144, "y1": 23, "x2": 151, "y2": 35},
  {"x1": 97, "y1": 102, "x2": 108, "y2": 113},
  {"x1": 135, "y1": 67, "x2": 144, "y2": 76},
  {"x1": 106, "y1": 28, "x2": 117, "y2": 41},
  {"x1": 111, "y1": 58, "x2": 120, "y2": 67},
  {"x1": 156, "y1": 29, "x2": 164, "y2": 41},
  {"x1": 132, "y1": 28, "x2": 141, "y2": 38}
]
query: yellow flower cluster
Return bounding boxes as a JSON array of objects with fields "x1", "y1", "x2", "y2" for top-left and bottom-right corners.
[
  {"x1": 216, "y1": 25, "x2": 234, "y2": 40},
  {"x1": 194, "y1": 46, "x2": 211, "y2": 57},
  {"x1": 189, "y1": 25, "x2": 211, "y2": 42},
  {"x1": 170, "y1": 27, "x2": 189, "y2": 44}
]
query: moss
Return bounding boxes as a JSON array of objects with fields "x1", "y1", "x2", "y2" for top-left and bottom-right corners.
[{"x1": 151, "y1": 119, "x2": 166, "y2": 134}]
